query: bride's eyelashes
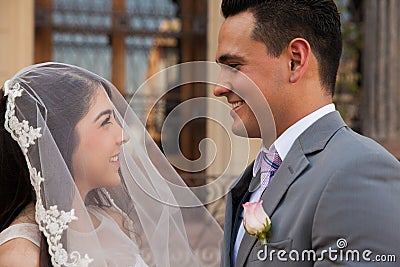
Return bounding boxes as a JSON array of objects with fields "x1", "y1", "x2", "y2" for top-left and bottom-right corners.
[
  {"x1": 101, "y1": 115, "x2": 112, "y2": 127},
  {"x1": 101, "y1": 111, "x2": 119, "y2": 127}
]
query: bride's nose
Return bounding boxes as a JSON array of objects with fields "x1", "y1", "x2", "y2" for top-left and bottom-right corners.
[
  {"x1": 121, "y1": 132, "x2": 130, "y2": 145},
  {"x1": 117, "y1": 124, "x2": 130, "y2": 145}
]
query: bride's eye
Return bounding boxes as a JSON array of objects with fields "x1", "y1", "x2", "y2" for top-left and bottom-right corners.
[{"x1": 101, "y1": 115, "x2": 112, "y2": 126}]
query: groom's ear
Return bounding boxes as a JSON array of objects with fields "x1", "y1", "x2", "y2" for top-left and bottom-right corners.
[{"x1": 287, "y1": 38, "x2": 310, "y2": 84}]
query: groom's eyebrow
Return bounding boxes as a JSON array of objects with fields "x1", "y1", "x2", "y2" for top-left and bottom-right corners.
[
  {"x1": 216, "y1": 54, "x2": 244, "y2": 64},
  {"x1": 94, "y1": 109, "x2": 112, "y2": 122}
]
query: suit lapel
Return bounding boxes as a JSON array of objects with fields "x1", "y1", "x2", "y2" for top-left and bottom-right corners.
[
  {"x1": 235, "y1": 139, "x2": 309, "y2": 267},
  {"x1": 223, "y1": 163, "x2": 254, "y2": 267},
  {"x1": 222, "y1": 192, "x2": 234, "y2": 267},
  {"x1": 234, "y1": 111, "x2": 347, "y2": 267},
  {"x1": 261, "y1": 140, "x2": 309, "y2": 216}
]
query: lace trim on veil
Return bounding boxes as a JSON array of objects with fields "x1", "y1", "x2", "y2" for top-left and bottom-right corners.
[{"x1": 3, "y1": 81, "x2": 94, "y2": 267}]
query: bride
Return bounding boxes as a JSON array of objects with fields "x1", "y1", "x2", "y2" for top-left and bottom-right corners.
[{"x1": 0, "y1": 62, "x2": 222, "y2": 266}]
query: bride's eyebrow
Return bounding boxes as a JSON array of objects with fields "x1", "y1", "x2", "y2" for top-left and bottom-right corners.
[{"x1": 93, "y1": 109, "x2": 112, "y2": 122}]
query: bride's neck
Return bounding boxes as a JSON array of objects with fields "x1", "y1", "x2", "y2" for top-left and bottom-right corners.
[{"x1": 69, "y1": 192, "x2": 101, "y2": 231}]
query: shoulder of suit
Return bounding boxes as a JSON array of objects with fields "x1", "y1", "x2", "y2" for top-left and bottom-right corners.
[
  {"x1": 333, "y1": 127, "x2": 399, "y2": 164},
  {"x1": 0, "y1": 238, "x2": 39, "y2": 267}
]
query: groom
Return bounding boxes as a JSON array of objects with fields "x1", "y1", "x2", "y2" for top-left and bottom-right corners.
[{"x1": 214, "y1": 0, "x2": 400, "y2": 266}]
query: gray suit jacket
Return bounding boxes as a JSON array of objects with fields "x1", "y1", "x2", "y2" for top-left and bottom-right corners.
[{"x1": 221, "y1": 111, "x2": 400, "y2": 267}]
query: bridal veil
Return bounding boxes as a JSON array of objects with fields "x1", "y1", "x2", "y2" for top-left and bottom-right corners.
[{"x1": 2, "y1": 62, "x2": 223, "y2": 266}]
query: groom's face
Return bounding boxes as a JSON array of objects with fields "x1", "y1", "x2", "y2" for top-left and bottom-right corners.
[{"x1": 214, "y1": 11, "x2": 285, "y2": 138}]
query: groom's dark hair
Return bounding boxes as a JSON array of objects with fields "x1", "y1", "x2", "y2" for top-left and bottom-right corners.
[{"x1": 221, "y1": 0, "x2": 342, "y2": 96}]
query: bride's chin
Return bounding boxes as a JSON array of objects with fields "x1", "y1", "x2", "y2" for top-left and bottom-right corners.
[{"x1": 109, "y1": 175, "x2": 122, "y2": 187}]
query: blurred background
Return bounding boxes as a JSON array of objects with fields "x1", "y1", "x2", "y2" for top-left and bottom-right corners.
[{"x1": 0, "y1": 0, "x2": 399, "y2": 226}]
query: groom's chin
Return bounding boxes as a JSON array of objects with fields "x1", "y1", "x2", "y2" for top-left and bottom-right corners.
[{"x1": 231, "y1": 123, "x2": 259, "y2": 138}]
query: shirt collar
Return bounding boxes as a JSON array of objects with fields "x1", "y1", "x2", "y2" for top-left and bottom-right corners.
[{"x1": 253, "y1": 103, "x2": 336, "y2": 176}]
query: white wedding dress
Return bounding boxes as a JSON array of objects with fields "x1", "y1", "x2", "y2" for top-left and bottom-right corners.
[
  {"x1": 0, "y1": 223, "x2": 40, "y2": 247},
  {"x1": 0, "y1": 206, "x2": 148, "y2": 267}
]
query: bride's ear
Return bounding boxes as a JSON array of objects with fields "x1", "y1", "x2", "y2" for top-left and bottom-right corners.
[{"x1": 287, "y1": 38, "x2": 310, "y2": 83}]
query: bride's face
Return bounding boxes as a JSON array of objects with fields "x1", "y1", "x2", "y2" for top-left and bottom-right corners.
[{"x1": 72, "y1": 88, "x2": 124, "y2": 195}]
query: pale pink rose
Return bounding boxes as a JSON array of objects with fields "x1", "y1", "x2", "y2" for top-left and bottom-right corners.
[{"x1": 242, "y1": 200, "x2": 271, "y2": 240}]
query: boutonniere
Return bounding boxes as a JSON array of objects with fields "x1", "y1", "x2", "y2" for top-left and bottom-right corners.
[{"x1": 242, "y1": 200, "x2": 271, "y2": 245}]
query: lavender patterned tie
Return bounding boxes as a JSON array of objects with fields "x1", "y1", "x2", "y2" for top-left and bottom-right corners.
[{"x1": 258, "y1": 150, "x2": 282, "y2": 199}]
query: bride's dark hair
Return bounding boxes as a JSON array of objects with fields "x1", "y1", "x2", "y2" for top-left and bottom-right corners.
[
  {"x1": 0, "y1": 85, "x2": 52, "y2": 265},
  {"x1": 0, "y1": 89, "x2": 33, "y2": 230},
  {"x1": 0, "y1": 63, "x2": 113, "y2": 267}
]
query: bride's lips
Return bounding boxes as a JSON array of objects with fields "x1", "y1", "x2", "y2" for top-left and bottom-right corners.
[{"x1": 110, "y1": 153, "x2": 120, "y2": 168}]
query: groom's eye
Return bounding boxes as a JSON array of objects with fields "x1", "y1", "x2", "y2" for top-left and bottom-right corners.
[
  {"x1": 221, "y1": 62, "x2": 241, "y2": 73},
  {"x1": 228, "y1": 63, "x2": 240, "y2": 69}
]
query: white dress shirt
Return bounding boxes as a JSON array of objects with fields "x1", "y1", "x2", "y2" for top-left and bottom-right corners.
[{"x1": 232, "y1": 103, "x2": 336, "y2": 265}]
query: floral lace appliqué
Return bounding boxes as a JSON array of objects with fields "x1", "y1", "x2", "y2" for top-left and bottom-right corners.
[{"x1": 3, "y1": 81, "x2": 94, "y2": 267}]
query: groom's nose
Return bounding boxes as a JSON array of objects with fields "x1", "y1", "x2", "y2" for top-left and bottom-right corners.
[
  {"x1": 214, "y1": 83, "x2": 232, "y2": 97},
  {"x1": 214, "y1": 69, "x2": 232, "y2": 97}
]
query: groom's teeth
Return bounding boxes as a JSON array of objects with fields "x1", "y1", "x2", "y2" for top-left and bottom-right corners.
[{"x1": 231, "y1": 101, "x2": 244, "y2": 109}]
